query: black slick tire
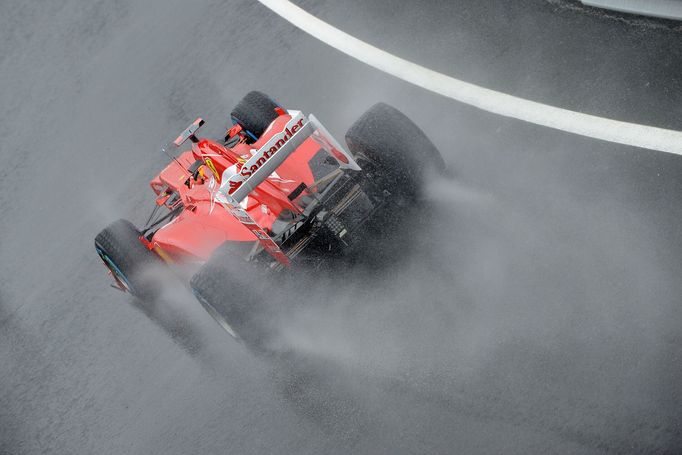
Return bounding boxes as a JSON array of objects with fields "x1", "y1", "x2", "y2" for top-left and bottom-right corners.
[
  {"x1": 190, "y1": 242, "x2": 273, "y2": 353},
  {"x1": 94, "y1": 219, "x2": 161, "y2": 300},
  {"x1": 230, "y1": 91, "x2": 281, "y2": 142},
  {"x1": 344, "y1": 102, "x2": 446, "y2": 199}
]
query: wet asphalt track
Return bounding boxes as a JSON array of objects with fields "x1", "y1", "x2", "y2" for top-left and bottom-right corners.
[{"x1": 1, "y1": 1, "x2": 682, "y2": 453}]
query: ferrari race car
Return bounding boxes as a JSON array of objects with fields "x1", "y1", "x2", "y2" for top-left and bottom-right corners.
[{"x1": 95, "y1": 91, "x2": 445, "y2": 350}]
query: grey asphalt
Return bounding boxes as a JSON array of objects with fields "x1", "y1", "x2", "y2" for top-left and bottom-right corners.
[{"x1": 1, "y1": 1, "x2": 681, "y2": 453}]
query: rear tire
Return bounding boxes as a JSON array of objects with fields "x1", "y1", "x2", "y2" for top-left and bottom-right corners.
[
  {"x1": 94, "y1": 219, "x2": 161, "y2": 300},
  {"x1": 345, "y1": 102, "x2": 446, "y2": 199},
  {"x1": 230, "y1": 91, "x2": 281, "y2": 143}
]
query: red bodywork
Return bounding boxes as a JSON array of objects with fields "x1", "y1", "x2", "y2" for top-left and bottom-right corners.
[{"x1": 147, "y1": 114, "x2": 321, "y2": 262}]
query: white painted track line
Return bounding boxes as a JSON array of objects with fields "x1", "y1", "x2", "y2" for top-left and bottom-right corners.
[
  {"x1": 582, "y1": 0, "x2": 682, "y2": 21},
  {"x1": 258, "y1": 0, "x2": 682, "y2": 155}
]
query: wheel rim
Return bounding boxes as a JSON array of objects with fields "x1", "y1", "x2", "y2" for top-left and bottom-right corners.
[{"x1": 96, "y1": 247, "x2": 133, "y2": 293}]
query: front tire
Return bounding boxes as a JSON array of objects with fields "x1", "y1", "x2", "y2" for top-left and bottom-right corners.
[
  {"x1": 95, "y1": 219, "x2": 161, "y2": 300},
  {"x1": 190, "y1": 243, "x2": 274, "y2": 353}
]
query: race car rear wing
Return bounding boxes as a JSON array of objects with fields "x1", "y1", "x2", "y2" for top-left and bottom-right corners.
[
  {"x1": 221, "y1": 110, "x2": 359, "y2": 203},
  {"x1": 214, "y1": 110, "x2": 360, "y2": 266}
]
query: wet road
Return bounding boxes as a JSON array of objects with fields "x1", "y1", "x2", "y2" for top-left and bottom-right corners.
[{"x1": 1, "y1": 1, "x2": 681, "y2": 453}]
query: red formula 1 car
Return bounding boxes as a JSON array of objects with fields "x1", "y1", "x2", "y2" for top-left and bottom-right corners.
[{"x1": 95, "y1": 91, "x2": 445, "y2": 349}]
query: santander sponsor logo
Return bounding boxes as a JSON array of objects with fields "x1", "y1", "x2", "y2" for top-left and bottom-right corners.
[{"x1": 227, "y1": 116, "x2": 305, "y2": 195}]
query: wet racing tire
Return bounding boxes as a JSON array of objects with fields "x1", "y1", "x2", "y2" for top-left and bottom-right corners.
[
  {"x1": 230, "y1": 91, "x2": 281, "y2": 143},
  {"x1": 344, "y1": 102, "x2": 446, "y2": 200},
  {"x1": 190, "y1": 243, "x2": 274, "y2": 353},
  {"x1": 94, "y1": 219, "x2": 161, "y2": 300}
]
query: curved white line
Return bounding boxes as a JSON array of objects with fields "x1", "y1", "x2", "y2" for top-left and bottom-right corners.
[{"x1": 257, "y1": 0, "x2": 682, "y2": 155}]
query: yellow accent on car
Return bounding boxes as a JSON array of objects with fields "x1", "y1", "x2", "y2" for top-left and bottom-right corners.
[
  {"x1": 204, "y1": 157, "x2": 221, "y2": 182},
  {"x1": 153, "y1": 245, "x2": 173, "y2": 263}
]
